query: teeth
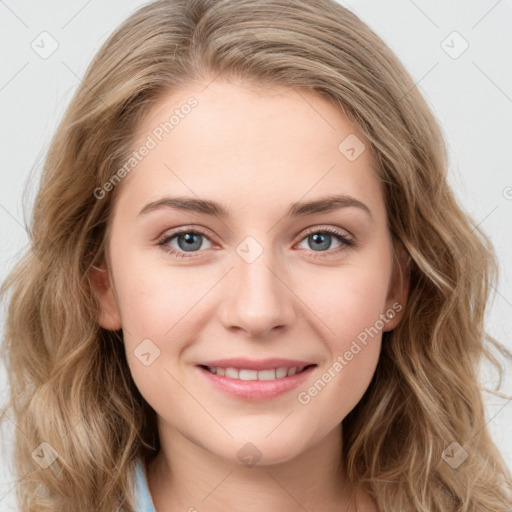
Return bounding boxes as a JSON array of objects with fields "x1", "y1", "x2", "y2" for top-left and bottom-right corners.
[
  {"x1": 239, "y1": 369, "x2": 258, "y2": 380},
  {"x1": 225, "y1": 367, "x2": 239, "y2": 379},
  {"x1": 258, "y1": 369, "x2": 278, "y2": 380},
  {"x1": 206, "y1": 365, "x2": 307, "y2": 381},
  {"x1": 275, "y1": 367, "x2": 288, "y2": 378}
]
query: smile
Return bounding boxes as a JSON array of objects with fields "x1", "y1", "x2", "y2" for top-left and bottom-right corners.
[
  {"x1": 195, "y1": 359, "x2": 318, "y2": 400},
  {"x1": 201, "y1": 365, "x2": 314, "y2": 381}
]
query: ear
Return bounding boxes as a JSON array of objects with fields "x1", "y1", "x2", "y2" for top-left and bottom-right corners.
[
  {"x1": 383, "y1": 239, "x2": 410, "y2": 332},
  {"x1": 89, "y1": 261, "x2": 122, "y2": 331}
]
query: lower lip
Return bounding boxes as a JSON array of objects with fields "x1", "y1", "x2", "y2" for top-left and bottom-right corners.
[{"x1": 196, "y1": 365, "x2": 316, "y2": 400}]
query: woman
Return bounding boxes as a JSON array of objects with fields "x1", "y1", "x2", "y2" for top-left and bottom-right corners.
[{"x1": 1, "y1": 0, "x2": 511, "y2": 510}]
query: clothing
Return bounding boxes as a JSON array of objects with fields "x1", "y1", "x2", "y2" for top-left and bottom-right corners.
[{"x1": 133, "y1": 459, "x2": 157, "y2": 512}]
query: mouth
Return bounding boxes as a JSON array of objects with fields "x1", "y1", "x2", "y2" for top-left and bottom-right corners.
[
  {"x1": 198, "y1": 363, "x2": 316, "y2": 381},
  {"x1": 195, "y1": 359, "x2": 318, "y2": 400}
]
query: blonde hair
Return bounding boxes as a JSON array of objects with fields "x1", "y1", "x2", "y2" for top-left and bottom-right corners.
[{"x1": 1, "y1": 0, "x2": 511, "y2": 510}]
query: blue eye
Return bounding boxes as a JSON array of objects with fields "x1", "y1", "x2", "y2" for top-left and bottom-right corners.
[
  {"x1": 297, "y1": 227, "x2": 354, "y2": 254},
  {"x1": 157, "y1": 226, "x2": 354, "y2": 259},
  {"x1": 157, "y1": 228, "x2": 213, "y2": 258},
  {"x1": 303, "y1": 229, "x2": 352, "y2": 252}
]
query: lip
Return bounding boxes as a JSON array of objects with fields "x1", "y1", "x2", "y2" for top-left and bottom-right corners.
[
  {"x1": 196, "y1": 362, "x2": 317, "y2": 401},
  {"x1": 196, "y1": 357, "x2": 314, "y2": 371}
]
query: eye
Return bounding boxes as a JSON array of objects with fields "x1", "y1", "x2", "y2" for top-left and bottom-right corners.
[
  {"x1": 157, "y1": 227, "x2": 214, "y2": 258},
  {"x1": 157, "y1": 225, "x2": 355, "y2": 259},
  {"x1": 295, "y1": 226, "x2": 355, "y2": 258}
]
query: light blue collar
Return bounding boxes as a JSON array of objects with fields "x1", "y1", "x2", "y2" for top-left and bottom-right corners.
[{"x1": 133, "y1": 459, "x2": 157, "y2": 512}]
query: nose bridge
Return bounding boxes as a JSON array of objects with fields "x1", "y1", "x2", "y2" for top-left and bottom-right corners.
[{"x1": 219, "y1": 236, "x2": 295, "y2": 336}]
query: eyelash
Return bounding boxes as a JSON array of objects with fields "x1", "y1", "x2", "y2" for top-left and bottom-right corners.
[{"x1": 156, "y1": 225, "x2": 355, "y2": 259}]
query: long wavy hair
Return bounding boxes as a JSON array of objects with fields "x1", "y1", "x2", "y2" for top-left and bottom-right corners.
[{"x1": 1, "y1": 0, "x2": 511, "y2": 510}]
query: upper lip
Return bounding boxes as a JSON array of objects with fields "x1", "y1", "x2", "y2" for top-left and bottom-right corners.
[{"x1": 197, "y1": 358, "x2": 316, "y2": 371}]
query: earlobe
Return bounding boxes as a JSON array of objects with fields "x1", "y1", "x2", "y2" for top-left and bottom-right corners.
[
  {"x1": 89, "y1": 263, "x2": 122, "y2": 331},
  {"x1": 383, "y1": 240, "x2": 410, "y2": 331}
]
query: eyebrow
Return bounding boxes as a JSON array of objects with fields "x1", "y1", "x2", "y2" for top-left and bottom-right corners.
[{"x1": 138, "y1": 194, "x2": 373, "y2": 220}]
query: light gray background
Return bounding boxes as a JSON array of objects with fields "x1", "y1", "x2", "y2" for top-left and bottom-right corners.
[{"x1": 1, "y1": 0, "x2": 511, "y2": 509}]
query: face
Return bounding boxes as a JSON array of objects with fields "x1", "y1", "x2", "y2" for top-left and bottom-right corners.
[{"x1": 92, "y1": 79, "x2": 408, "y2": 465}]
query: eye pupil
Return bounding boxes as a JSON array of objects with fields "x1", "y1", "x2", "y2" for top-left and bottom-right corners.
[
  {"x1": 310, "y1": 233, "x2": 331, "y2": 251},
  {"x1": 178, "y1": 233, "x2": 202, "y2": 251}
]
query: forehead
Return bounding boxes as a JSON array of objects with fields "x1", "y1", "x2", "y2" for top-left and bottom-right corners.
[{"x1": 113, "y1": 80, "x2": 384, "y2": 221}]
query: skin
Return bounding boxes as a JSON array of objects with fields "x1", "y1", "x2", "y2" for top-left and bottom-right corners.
[{"x1": 91, "y1": 78, "x2": 409, "y2": 512}]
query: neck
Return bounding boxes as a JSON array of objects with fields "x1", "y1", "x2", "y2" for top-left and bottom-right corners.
[{"x1": 146, "y1": 421, "x2": 370, "y2": 512}]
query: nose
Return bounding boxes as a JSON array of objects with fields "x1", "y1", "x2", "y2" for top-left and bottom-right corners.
[{"x1": 218, "y1": 247, "x2": 296, "y2": 338}]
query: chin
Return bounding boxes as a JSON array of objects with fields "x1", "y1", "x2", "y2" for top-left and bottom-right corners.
[{"x1": 210, "y1": 432, "x2": 311, "y2": 468}]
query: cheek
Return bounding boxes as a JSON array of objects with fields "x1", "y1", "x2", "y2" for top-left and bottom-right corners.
[
  {"x1": 113, "y1": 249, "x2": 201, "y2": 336},
  {"x1": 302, "y1": 257, "x2": 391, "y2": 347},
  {"x1": 115, "y1": 264, "x2": 194, "y2": 411},
  {"x1": 297, "y1": 286, "x2": 384, "y2": 428},
  {"x1": 111, "y1": 252, "x2": 218, "y2": 393},
  {"x1": 294, "y1": 257, "x2": 390, "y2": 418}
]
